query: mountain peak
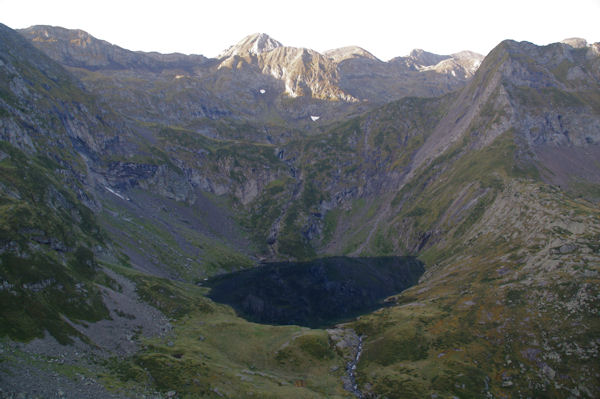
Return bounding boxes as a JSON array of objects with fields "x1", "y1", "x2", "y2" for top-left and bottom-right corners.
[
  {"x1": 20, "y1": 25, "x2": 95, "y2": 47},
  {"x1": 407, "y1": 49, "x2": 450, "y2": 66},
  {"x1": 324, "y1": 46, "x2": 380, "y2": 62},
  {"x1": 219, "y1": 33, "x2": 283, "y2": 58},
  {"x1": 561, "y1": 37, "x2": 588, "y2": 48}
]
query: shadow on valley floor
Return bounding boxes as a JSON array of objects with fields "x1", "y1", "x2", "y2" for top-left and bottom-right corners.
[{"x1": 205, "y1": 256, "x2": 424, "y2": 328}]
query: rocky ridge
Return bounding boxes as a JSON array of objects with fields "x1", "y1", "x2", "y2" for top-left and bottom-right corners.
[{"x1": 19, "y1": 25, "x2": 210, "y2": 72}]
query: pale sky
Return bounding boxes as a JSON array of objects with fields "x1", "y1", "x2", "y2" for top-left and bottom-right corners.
[{"x1": 1, "y1": 0, "x2": 599, "y2": 60}]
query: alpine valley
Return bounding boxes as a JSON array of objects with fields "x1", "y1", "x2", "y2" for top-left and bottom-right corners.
[{"x1": 0, "y1": 23, "x2": 599, "y2": 398}]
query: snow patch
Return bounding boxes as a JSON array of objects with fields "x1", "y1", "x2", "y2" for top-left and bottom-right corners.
[
  {"x1": 104, "y1": 186, "x2": 129, "y2": 201},
  {"x1": 260, "y1": 89, "x2": 266, "y2": 94},
  {"x1": 310, "y1": 116, "x2": 320, "y2": 122},
  {"x1": 451, "y1": 70, "x2": 456, "y2": 77},
  {"x1": 174, "y1": 75, "x2": 185, "y2": 79}
]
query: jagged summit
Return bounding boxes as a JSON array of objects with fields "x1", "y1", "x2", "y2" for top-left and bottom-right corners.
[{"x1": 219, "y1": 32, "x2": 283, "y2": 58}]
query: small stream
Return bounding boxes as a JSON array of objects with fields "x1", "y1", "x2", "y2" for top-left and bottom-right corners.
[{"x1": 345, "y1": 335, "x2": 364, "y2": 398}]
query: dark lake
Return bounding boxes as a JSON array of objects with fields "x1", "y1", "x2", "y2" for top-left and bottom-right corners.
[{"x1": 205, "y1": 256, "x2": 424, "y2": 328}]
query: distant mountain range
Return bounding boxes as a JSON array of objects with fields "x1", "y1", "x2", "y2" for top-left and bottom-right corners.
[
  {"x1": 21, "y1": 26, "x2": 483, "y2": 101},
  {"x1": 17, "y1": 26, "x2": 483, "y2": 142}
]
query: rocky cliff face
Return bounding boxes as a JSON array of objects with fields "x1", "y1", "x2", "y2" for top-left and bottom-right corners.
[
  {"x1": 2, "y1": 25, "x2": 117, "y2": 155},
  {"x1": 501, "y1": 39, "x2": 600, "y2": 188}
]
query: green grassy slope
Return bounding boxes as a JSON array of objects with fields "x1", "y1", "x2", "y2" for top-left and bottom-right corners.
[
  {"x1": 97, "y1": 264, "x2": 352, "y2": 398},
  {"x1": 351, "y1": 176, "x2": 599, "y2": 398}
]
